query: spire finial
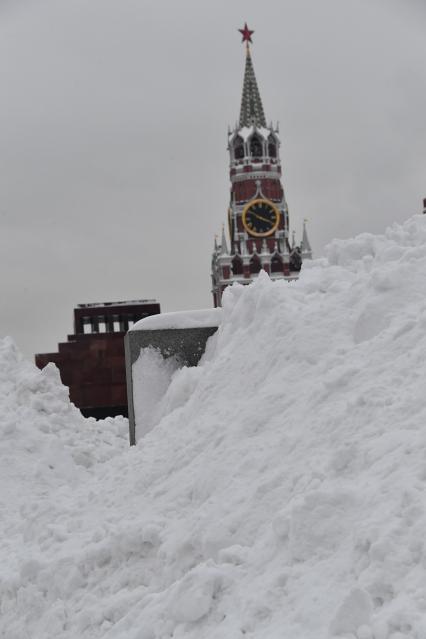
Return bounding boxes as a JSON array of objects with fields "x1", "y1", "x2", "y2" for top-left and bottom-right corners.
[{"x1": 239, "y1": 23, "x2": 254, "y2": 45}]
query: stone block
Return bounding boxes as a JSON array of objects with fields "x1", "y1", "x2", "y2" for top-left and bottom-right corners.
[{"x1": 125, "y1": 327, "x2": 218, "y2": 445}]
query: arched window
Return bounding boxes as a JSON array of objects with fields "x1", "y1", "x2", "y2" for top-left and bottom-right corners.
[
  {"x1": 232, "y1": 256, "x2": 243, "y2": 276},
  {"x1": 249, "y1": 255, "x2": 262, "y2": 274},
  {"x1": 268, "y1": 135, "x2": 277, "y2": 158},
  {"x1": 271, "y1": 254, "x2": 283, "y2": 273},
  {"x1": 250, "y1": 135, "x2": 263, "y2": 158},
  {"x1": 234, "y1": 136, "x2": 244, "y2": 160}
]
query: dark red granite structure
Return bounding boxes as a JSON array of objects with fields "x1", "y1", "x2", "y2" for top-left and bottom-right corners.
[{"x1": 35, "y1": 300, "x2": 161, "y2": 419}]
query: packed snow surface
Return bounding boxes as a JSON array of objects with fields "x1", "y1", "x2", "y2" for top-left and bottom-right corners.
[
  {"x1": 131, "y1": 308, "x2": 222, "y2": 331},
  {"x1": 3, "y1": 216, "x2": 426, "y2": 638},
  {"x1": 132, "y1": 347, "x2": 182, "y2": 439}
]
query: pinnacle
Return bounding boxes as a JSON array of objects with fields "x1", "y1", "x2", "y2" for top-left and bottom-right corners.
[
  {"x1": 302, "y1": 220, "x2": 312, "y2": 255},
  {"x1": 220, "y1": 225, "x2": 229, "y2": 255}
]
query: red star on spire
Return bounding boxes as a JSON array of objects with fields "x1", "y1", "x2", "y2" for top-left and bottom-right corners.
[{"x1": 239, "y1": 23, "x2": 254, "y2": 44}]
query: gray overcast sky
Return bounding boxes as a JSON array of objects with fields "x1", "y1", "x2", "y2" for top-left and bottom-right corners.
[{"x1": 1, "y1": 0, "x2": 425, "y2": 358}]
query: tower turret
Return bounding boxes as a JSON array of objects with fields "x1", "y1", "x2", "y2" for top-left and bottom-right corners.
[{"x1": 211, "y1": 25, "x2": 312, "y2": 307}]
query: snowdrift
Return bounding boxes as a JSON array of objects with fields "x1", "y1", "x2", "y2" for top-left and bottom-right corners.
[{"x1": 3, "y1": 216, "x2": 426, "y2": 638}]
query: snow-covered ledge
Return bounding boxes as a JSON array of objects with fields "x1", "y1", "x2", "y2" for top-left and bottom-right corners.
[{"x1": 125, "y1": 309, "x2": 222, "y2": 445}]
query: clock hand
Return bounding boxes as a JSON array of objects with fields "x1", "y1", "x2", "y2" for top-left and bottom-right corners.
[{"x1": 252, "y1": 212, "x2": 274, "y2": 224}]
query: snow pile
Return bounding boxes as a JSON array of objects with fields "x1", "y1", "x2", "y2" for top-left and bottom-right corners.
[
  {"x1": 132, "y1": 346, "x2": 182, "y2": 437},
  {"x1": 3, "y1": 215, "x2": 426, "y2": 638},
  {"x1": 0, "y1": 337, "x2": 127, "y2": 508}
]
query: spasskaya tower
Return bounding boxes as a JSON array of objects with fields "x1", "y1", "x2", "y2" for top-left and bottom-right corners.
[{"x1": 211, "y1": 24, "x2": 312, "y2": 307}]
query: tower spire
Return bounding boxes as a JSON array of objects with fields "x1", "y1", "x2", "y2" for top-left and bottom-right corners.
[
  {"x1": 302, "y1": 219, "x2": 312, "y2": 255},
  {"x1": 220, "y1": 224, "x2": 229, "y2": 255},
  {"x1": 238, "y1": 24, "x2": 267, "y2": 128}
]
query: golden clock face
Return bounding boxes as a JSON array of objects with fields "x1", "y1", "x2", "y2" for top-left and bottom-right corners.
[{"x1": 242, "y1": 198, "x2": 280, "y2": 237}]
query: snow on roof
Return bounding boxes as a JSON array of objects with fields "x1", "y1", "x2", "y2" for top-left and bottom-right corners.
[
  {"x1": 237, "y1": 125, "x2": 254, "y2": 141},
  {"x1": 229, "y1": 125, "x2": 274, "y2": 143},
  {"x1": 77, "y1": 299, "x2": 157, "y2": 309},
  {"x1": 131, "y1": 308, "x2": 223, "y2": 331}
]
